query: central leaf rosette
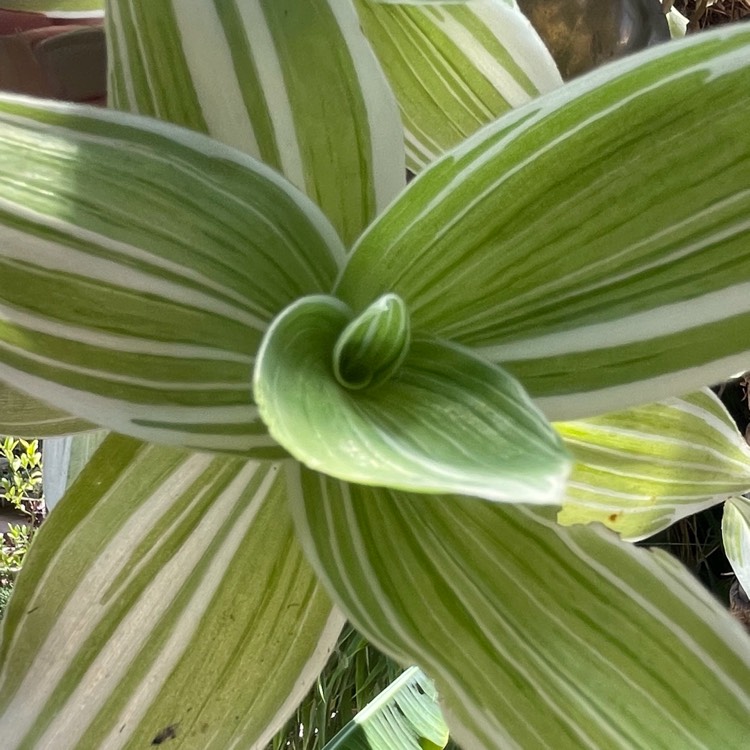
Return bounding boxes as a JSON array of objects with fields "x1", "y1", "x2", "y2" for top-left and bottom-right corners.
[{"x1": 254, "y1": 293, "x2": 571, "y2": 504}]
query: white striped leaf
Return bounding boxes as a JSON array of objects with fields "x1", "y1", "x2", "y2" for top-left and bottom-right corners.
[
  {"x1": 0, "y1": 382, "x2": 93, "y2": 437},
  {"x1": 556, "y1": 389, "x2": 750, "y2": 541},
  {"x1": 723, "y1": 496, "x2": 750, "y2": 597},
  {"x1": 291, "y1": 467, "x2": 750, "y2": 750},
  {"x1": 324, "y1": 666, "x2": 449, "y2": 750},
  {"x1": 355, "y1": 0, "x2": 562, "y2": 171},
  {"x1": 333, "y1": 293, "x2": 411, "y2": 390},
  {"x1": 0, "y1": 1, "x2": 103, "y2": 13},
  {"x1": 0, "y1": 94, "x2": 344, "y2": 454},
  {"x1": 254, "y1": 295, "x2": 570, "y2": 503},
  {"x1": 0, "y1": 434, "x2": 344, "y2": 750},
  {"x1": 107, "y1": 0, "x2": 405, "y2": 246},
  {"x1": 337, "y1": 26, "x2": 750, "y2": 421}
]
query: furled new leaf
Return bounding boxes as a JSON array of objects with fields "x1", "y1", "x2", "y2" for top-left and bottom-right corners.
[
  {"x1": 107, "y1": 0, "x2": 405, "y2": 245},
  {"x1": 0, "y1": 435, "x2": 344, "y2": 750},
  {"x1": 355, "y1": 0, "x2": 562, "y2": 171},
  {"x1": 0, "y1": 94, "x2": 344, "y2": 453},
  {"x1": 254, "y1": 295, "x2": 569, "y2": 503},
  {"x1": 723, "y1": 496, "x2": 750, "y2": 597},
  {"x1": 338, "y1": 25, "x2": 750, "y2": 420},
  {"x1": 557, "y1": 389, "x2": 750, "y2": 541},
  {"x1": 292, "y1": 467, "x2": 750, "y2": 749},
  {"x1": 323, "y1": 666, "x2": 449, "y2": 750}
]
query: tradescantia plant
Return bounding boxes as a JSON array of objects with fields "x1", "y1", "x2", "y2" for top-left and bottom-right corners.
[{"x1": 1, "y1": 1, "x2": 750, "y2": 748}]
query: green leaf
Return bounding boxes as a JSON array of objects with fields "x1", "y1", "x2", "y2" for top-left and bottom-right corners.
[
  {"x1": 723, "y1": 496, "x2": 750, "y2": 597},
  {"x1": 0, "y1": 435, "x2": 344, "y2": 750},
  {"x1": 0, "y1": 382, "x2": 93, "y2": 437},
  {"x1": 333, "y1": 293, "x2": 411, "y2": 390},
  {"x1": 0, "y1": 94, "x2": 344, "y2": 454},
  {"x1": 556, "y1": 389, "x2": 750, "y2": 541},
  {"x1": 107, "y1": 0, "x2": 405, "y2": 246},
  {"x1": 337, "y1": 25, "x2": 750, "y2": 420},
  {"x1": 323, "y1": 666, "x2": 449, "y2": 750},
  {"x1": 254, "y1": 295, "x2": 570, "y2": 503},
  {"x1": 0, "y1": 1, "x2": 103, "y2": 13},
  {"x1": 355, "y1": 0, "x2": 561, "y2": 171},
  {"x1": 667, "y1": 7, "x2": 689, "y2": 39},
  {"x1": 291, "y1": 468, "x2": 750, "y2": 750},
  {"x1": 371, "y1": 1, "x2": 477, "y2": 4}
]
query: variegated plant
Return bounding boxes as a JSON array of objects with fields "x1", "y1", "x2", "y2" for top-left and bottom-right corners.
[{"x1": 1, "y1": 1, "x2": 750, "y2": 748}]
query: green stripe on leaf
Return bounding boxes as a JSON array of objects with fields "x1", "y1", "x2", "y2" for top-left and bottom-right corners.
[
  {"x1": 0, "y1": 1, "x2": 103, "y2": 12},
  {"x1": 0, "y1": 382, "x2": 94, "y2": 437},
  {"x1": 355, "y1": 0, "x2": 562, "y2": 171}
]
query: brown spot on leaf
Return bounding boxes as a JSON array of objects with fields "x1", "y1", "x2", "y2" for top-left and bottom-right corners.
[{"x1": 151, "y1": 724, "x2": 178, "y2": 745}]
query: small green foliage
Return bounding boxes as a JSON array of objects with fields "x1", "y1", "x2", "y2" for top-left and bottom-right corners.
[
  {"x1": 1, "y1": 523, "x2": 32, "y2": 575},
  {"x1": 0, "y1": 437, "x2": 43, "y2": 592},
  {"x1": 0, "y1": 436, "x2": 43, "y2": 515}
]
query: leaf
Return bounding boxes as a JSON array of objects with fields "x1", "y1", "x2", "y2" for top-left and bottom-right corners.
[
  {"x1": 0, "y1": 435, "x2": 344, "y2": 750},
  {"x1": 107, "y1": 0, "x2": 405, "y2": 246},
  {"x1": 337, "y1": 25, "x2": 750, "y2": 420},
  {"x1": 0, "y1": 94, "x2": 344, "y2": 454},
  {"x1": 371, "y1": 1, "x2": 478, "y2": 4},
  {"x1": 556, "y1": 389, "x2": 750, "y2": 541},
  {"x1": 333, "y1": 293, "x2": 412, "y2": 390},
  {"x1": 323, "y1": 666, "x2": 449, "y2": 750},
  {"x1": 291, "y1": 467, "x2": 750, "y2": 750},
  {"x1": 723, "y1": 496, "x2": 750, "y2": 597},
  {"x1": 0, "y1": 1, "x2": 103, "y2": 14},
  {"x1": 355, "y1": 0, "x2": 561, "y2": 171},
  {"x1": 0, "y1": 381, "x2": 93, "y2": 437},
  {"x1": 254, "y1": 295, "x2": 570, "y2": 503},
  {"x1": 667, "y1": 7, "x2": 689, "y2": 38}
]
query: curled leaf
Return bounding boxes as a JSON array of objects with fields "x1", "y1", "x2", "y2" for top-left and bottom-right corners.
[{"x1": 255, "y1": 295, "x2": 569, "y2": 503}]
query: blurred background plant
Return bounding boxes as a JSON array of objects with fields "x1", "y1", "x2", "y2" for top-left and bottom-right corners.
[
  {"x1": 0, "y1": 437, "x2": 43, "y2": 620},
  {"x1": 0, "y1": 437, "x2": 42, "y2": 514}
]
